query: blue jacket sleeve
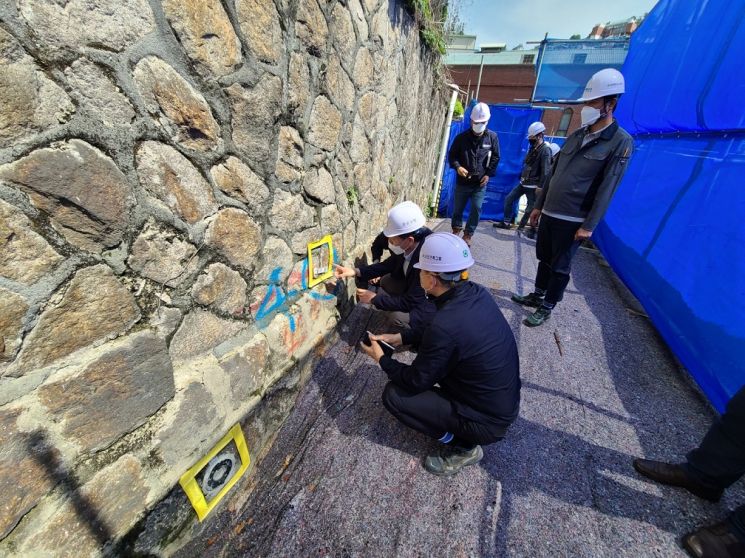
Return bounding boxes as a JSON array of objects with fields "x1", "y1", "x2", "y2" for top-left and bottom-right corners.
[{"x1": 379, "y1": 324, "x2": 457, "y2": 393}]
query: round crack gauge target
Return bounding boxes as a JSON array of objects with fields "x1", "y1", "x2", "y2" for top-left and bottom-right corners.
[
  {"x1": 179, "y1": 424, "x2": 251, "y2": 521},
  {"x1": 200, "y1": 450, "x2": 238, "y2": 500}
]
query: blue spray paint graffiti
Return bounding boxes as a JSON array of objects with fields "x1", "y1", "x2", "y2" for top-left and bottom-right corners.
[{"x1": 252, "y1": 257, "x2": 337, "y2": 331}]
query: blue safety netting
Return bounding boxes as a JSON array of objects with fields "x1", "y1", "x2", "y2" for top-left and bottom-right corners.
[
  {"x1": 593, "y1": 0, "x2": 745, "y2": 411},
  {"x1": 533, "y1": 39, "x2": 629, "y2": 103},
  {"x1": 438, "y1": 103, "x2": 543, "y2": 221}
]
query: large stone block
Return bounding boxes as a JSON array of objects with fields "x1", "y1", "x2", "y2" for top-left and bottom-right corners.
[
  {"x1": 133, "y1": 57, "x2": 221, "y2": 152},
  {"x1": 353, "y1": 46, "x2": 374, "y2": 88},
  {"x1": 161, "y1": 0, "x2": 241, "y2": 77},
  {"x1": 156, "y1": 382, "x2": 221, "y2": 469},
  {"x1": 0, "y1": 140, "x2": 131, "y2": 253},
  {"x1": 136, "y1": 141, "x2": 218, "y2": 224},
  {"x1": 0, "y1": 28, "x2": 74, "y2": 148},
  {"x1": 268, "y1": 189, "x2": 315, "y2": 233},
  {"x1": 296, "y1": 0, "x2": 329, "y2": 55},
  {"x1": 0, "y1": 199, "x2": 63, "y2": 285},
  {"x1": 302, "y1": 166, "x2": 335, "y2": 204},
  {"x1": 0, "y1": 288, "x2": 28, "y2": 362},
  {"x1": 64, "y1": 58, "x2": 135, "y2": 128},
  {"x1": 19, "y1": 454, "x2": 150, "y2": 556},
  {"x1": 204, "y1": 208, "x2": 262, "y2": 270},
  {"x1": 290, "y1": 225, "x2": 323, "y2": 254},
  {"x1": 324, "y1": 54, "x2": 354, "y2": 111},
  {"x1": 348, "y1": 0, "x2": 369, "y2": 40},
  {"x1": 210, "y1": 156, "x2": 269, "y2": 215},
  {"x1": 227, "y1": 75, "x2": 282, "y2": 169},
  {"x1": 37, "y1": 332, "x2": 174, "y2": 452},
  {"x1": 237, "y1": 0, "x2": 283, "y2": 64},
  {"x1": 288, "y1": 52, "x2": 310, "y2": 114},
  {"x1": 217, "y1": 333, "x2": 270, "y2": 405},
  {"x1": 191, "y1": 263, "x2": 248, "y2": 316},
  {"x1": 127, "y1": 222, "x2": 199, "y2": 287},
  {"x1": 14, "y1": 264, "x2": 141, "y2": 374},
  {"x1": 330, "y1": 3, "x2": 357, "y2": 68},
  {"x1": 169, "y1": 309, "x2": 247, "y2": 363},
  {"x1": 349, "y1": 116, "x2": 370, "y2": 163},
  {"x1": 256, "y1": 236, "x2": 294, "y2": 284},
  {"x1": 320, "y1": 204, "x2": 344, "y2": 233},
  {"x1": 307, "y1": 96, "x2": 342, "y2": 152},
  {"x1": 0, "y1": 408, "x2": 61, "y2": 539},
  {"x1": 275, "y1": 126, "x2": 305, "y2": 183},
  {"x1": 17, "y1": 0, "x2": 156, "y2": 53}
]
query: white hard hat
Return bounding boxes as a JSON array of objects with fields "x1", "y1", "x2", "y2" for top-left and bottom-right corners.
[
  {"x1": 576, "y1": 68, "x2": 625, "y2": 102},
  {"x1": 414, "y1": 232, "x2": 474, "y2": 273},
  {"x1": 547, "y1": 142, "x2": 561, "y2": 157},
  {"x1": 527, "y1": 122, "x2": 546, "y2": 138},
  {"x1": 470, "y1": 102, "x2": 491, "y2": 123},
  {"x1": 382, "y1": 201, "x2": 426, "y2": 237}
]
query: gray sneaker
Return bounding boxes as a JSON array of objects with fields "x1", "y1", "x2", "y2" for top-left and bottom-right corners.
[{"x1": 424, "y1": 445, "x2": 484, "y2": 476}]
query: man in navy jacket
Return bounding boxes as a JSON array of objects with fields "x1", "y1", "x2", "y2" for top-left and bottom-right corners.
[
  {"x1": 335, "y1": 201, "x2": 436, "y2": 345},
  {"x1": 362, "y1": 232, "x2": 520, "y2": 476}
]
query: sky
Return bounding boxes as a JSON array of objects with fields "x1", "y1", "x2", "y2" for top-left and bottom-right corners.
[{"x1": 455, "y1": 0, "x2": 659, "y2": 50}]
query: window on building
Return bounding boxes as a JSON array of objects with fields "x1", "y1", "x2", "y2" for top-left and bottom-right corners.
[
  {"x1": 521, "y1": 54, "x2": 535, "y2": 64},
  {"x1": 573, "y1": 53, "x2": 588, "y2": 64},
  {"x1": 557, "y1": 108, "x2": 573, "y2": 137}
]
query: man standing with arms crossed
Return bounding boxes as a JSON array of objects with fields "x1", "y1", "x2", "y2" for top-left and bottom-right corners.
[
  {"x1": 511, "y1": 68, "x2": 634, "y2": 327},
  {"x1": 448, "y1": 102, "x2": 500, "y2": 247}
]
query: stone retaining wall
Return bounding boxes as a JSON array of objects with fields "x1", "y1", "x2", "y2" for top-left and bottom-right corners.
[{"x1": 0, "y1": 0, "x2": 446, "y2": 555}]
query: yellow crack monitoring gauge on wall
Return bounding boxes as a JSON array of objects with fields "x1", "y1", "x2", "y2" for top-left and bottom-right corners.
[
  {"x1": 179, "y1": 423, "x2": 250, "y2": 521},
  {"x1": 307, "y1": 234, "x2": 334, "y2": 287}
]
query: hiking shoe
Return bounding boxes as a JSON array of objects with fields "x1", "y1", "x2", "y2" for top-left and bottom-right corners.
[
  {"x1": 451, "y1": 227, "x2": 462, "y2": 236},
  {"x1": 424, "y1": 445, "x2": 483, "y2": 477},
  {"x1": 524, "y1": 306, "x2": 551, "y2": 327},
  {"x1": 493, "y1": 221, "x2": 512, "y2": 230},
  {"x1": 682, "y1": 521, "x2": 745, "y2": 558},
  {"x1": 462, "y1": 233, "x2": 473, "y2": 247},
  {"x1": 511, "y1": 292, "x2": 544, "y2": 307}
]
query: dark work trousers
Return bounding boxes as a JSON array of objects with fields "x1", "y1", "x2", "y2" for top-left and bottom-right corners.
[
  {"x1": 685, "y1": 386, "x2": 745, "y2": 541},
  {"x1": 503, "y1": 184, "x2": 537, "y2": 227},
  {"x1": 535, "y1": 214, "x2": 583, "y2": 305},
  {"x1": 382, "y1": 382, "x2": 507, "y2": 447},
  {"x1": 378, "y1": 274, "x2": 409, "y2": 328},
  {"x1": 451, "y1": 183, "x2": 487, "y2": 235}
]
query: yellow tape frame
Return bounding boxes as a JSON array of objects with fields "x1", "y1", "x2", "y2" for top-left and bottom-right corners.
[
  {"x1": 178, "y1": 423, "x2": 250, "y2": 521},
  {"x1": 307, "y1": 234, "x2": 334, "y2": 287}
]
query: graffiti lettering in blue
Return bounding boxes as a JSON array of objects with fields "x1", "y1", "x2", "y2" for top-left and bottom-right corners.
[{"x1": 252, "y1": 257, "x2": 338, "y2": 330}]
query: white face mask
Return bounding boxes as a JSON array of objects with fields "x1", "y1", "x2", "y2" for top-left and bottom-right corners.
[
  {"x1": 471, "y1": 121, "x2": 487, "y2": 134},
  {"x1": 581, "y1": 106, "x2": 602, "y2": 127},
  {"x1": 388, "y1": 241, "x2": 405, "y2": 255}
]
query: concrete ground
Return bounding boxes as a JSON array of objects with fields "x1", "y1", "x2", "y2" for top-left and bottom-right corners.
[{"x1": 178, "y1": 219, "x2": 744, "y2": 558}]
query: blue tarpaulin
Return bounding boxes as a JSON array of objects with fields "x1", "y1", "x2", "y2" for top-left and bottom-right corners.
[
  {"x1": 594, "y1": 0, "x2": 745, "y2": 411},
  {"x1": 438, "y1": 104, "x2": 543, "y2": 221}
]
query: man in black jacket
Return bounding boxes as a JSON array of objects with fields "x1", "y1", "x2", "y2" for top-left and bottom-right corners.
[
  {"x1": 494, "y1": 121, "x2": 552, "y2": 233},
  {"x1": 448, "y1": 102, "x2": 500, "y2": 246},
  {"x1": 335, "y1": 201, "x2": 435, "y2": 346},
  {"x1": 362, "y1": 232, "x2": 520, "y2": 476},
  {"x1": 512, "y1": 68, "x2": 634, "y2": 327}
]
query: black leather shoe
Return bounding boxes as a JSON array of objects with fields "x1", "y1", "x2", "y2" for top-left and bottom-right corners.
[
  {"x1": 633, "y1": 459, "x2": 723, "y2": 502},
  {"x1": 682, "y1": 521, "x2": 745, "y2": 558}
]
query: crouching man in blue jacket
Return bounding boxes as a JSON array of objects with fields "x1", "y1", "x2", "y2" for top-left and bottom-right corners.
[{"x1": 360, "y1": 232, "x2": 521, "y2": 476}]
